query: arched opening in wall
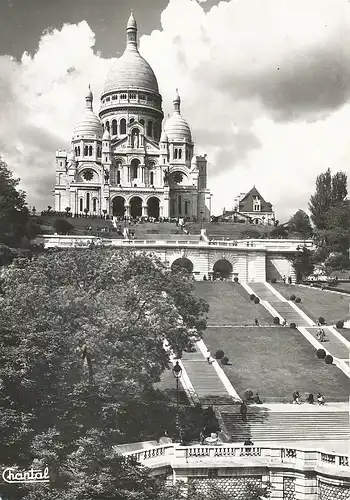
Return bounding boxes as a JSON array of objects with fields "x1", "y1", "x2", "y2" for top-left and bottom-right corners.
[
  {"x1": 112, "y1": 196, "x2": 125, "y2": 217},
  {"x1": 120, "y1": 119, "x2": 126, "y2": 135},
  {"x1": 174, "y1": 148, "x2": 178, "y2": 159},
  {"x1": 178, "y1": 195, "x2": 182, "y2": 215},
  {"x1": 112, "y1": 120, "x2": 118, "y2": 135},
  {"x1": 213, "y1": 259, "x2": 233, "y2": 279},
  {"x1": 185, "y1": 200, "x2": 190, "y2": 216},
  {"x1": 84, "y1": 145, "x2": 88, "y2": 156},
  {"x1": 171, "y1": 258, "x2": 194, "y2": 274},
  {"x1": 150, "y1": 171, "x2": 154, "y2": 185},
  {"x1": 147, "y1": 197, "x2": 160, "y2": 219},
  {"x1": 130, "y1": 196, "x2": 142, "y2": 218},
  {"x1": 131, "y1": 128, "x2": 140, "y2": 148},
  {"x1": 117, "y1": 170, "x2": 121, "y2": 184},
  {"x1": 131, "y1": 159, "x2": 140, "y2": 180},
  {"x1": 79, "y1": 198, "x2": 83, "y2": 212},
  {"x1": 92, "y1": 198, "x2": 98, "y2": 212},
  {"x1": 88, "y1": 146, "x2": 93, "y2": 156},
  {"x1": 106, "y1": 121, "x2": 110, "y2": 132},
  {"x1": 77, "y1": 146, "x2": 80, "y2": 155},
  {"x1": 178, "y1": 148, "x2": 182, "y2": 159},
  {"x1": 147, "y1": 121, "x2": 153, "y2": 137}
]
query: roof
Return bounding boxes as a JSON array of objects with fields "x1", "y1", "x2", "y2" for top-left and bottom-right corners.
[
  {"x1": 164, "y1": 90, "x2": 192, "y2": 142},
  {"x1": 239, "y1": 187, "x2": 274, "y2": 213}
]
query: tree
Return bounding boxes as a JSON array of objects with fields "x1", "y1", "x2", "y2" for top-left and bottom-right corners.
[
  {"x1": 290, "y1": 247, "x2": 315, "y2": 282},
  {"x1": 0, "y1": 159, "x2": 29, "y2": 247},
  {"x1": 287, "y1": 210, "x2": 313, "y2": 238},
  {"x1": 309, "y1": 168, "x2": 347, "y2": 229},
  {"x1": 270, "y1": 225, "x2": 288, "y2": 238},
  {"x1": 0, "y1": 249, "x2": 208, "y2": 490},
  {"x1": 53, "y1": 219, "x2": 74, "y2": 234},
  {"x1": 160, "y1": 481, "x2": 272, "y2": 500}
]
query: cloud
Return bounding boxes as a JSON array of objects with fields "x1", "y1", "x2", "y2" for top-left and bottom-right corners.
[{"x1": 0, "y1": 0, "x2": 349, "y2": 221}]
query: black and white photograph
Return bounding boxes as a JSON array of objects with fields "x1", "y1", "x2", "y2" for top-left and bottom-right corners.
[{"x1": 0, "y1": 0, "x2": 349, "y2": 498}]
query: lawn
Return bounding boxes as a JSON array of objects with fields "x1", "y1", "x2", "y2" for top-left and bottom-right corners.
[
  {"x1": 272, "y1": 283, "x2": 349, "y2": 325},
  {"x1": 195, "y1": 282, "x2": 273, "y2": 326},
  {"x1": 204, "y1": 327, "x2": 349, "y2": 402}
]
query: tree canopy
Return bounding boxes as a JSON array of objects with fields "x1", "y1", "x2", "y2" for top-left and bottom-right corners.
[
  {"x1": 287, "y1": 210, "x2": 313, "y2": 238},
  {"x1": 0, "y1": 248, "x2": 208, "y2": 499}
]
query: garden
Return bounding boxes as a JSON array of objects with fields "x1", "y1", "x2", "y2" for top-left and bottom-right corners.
[
  {"x1": 271, "y1": 283, "x2": 349, "y2": 325},
  {"x1": 195, "y1": 281, "x2": 273, "y2": 325},
  {"x1": 203, "y1": 326, "x2": 349, "y2": 402}
]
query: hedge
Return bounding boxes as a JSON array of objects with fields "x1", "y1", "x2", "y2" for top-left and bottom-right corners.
[
  {"x1": 254, "y1": 297, "x2": 260, "y2": 304},
  {"x1": 221, "y1": 356, "x2": 229, "y2": 365},
  {"x1": 273, "y1": 317, "x2": 280, "y2": 325},
  {"x1": 290, "y1": 294, "x2": 296, "y2": 301},
  {"x1": 325, "y1": 354, "x2": 333, "y2": 365},
  {"x1": 336, "y1": 320, "x2": 344, "y2": 329},
  {"x1": 316, "y1": 349, "x2": 326, "y2": 359},
  {"x1": 215, "y1": 349, "x2": 224, "y2": 359},
  {"x1": 234, "y1": 277, "x2": 239, "y2": 282},
  {"x1": 290, "y1": 322, "x2": 296, "y2": 329},
  {"x1": 318, "y1": 317, "x2": 325, "y2": 325},
  {"x1": 295, "y1": 297, "x2": 301, "y2": 303},
  {"x1": 250, "y1": 294, "x2": 256, "y2": 300}
]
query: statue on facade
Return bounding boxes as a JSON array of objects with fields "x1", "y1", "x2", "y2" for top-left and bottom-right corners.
[
  {"x1": 104, "y1": 170, "x2": 110, "y2": 183},
  {"x1": 163, "y1": 168, "x2": 169, "y2": 186}
]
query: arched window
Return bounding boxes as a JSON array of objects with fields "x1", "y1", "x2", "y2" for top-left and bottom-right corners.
[
  {"x1": 147, "y1": 121, "x2": 153, "y2": 137},
  {"x1": 131, "y1": 159, "x2": 139, "y2": 180},
  {"x1": 86, "y1": 193, "x2": 90, "y2": 211},
  {"x1": 84, "y1": 145, "x2": 88, "y2": 156},
  {"x1": 178, "y1": 195, "x2": 182, "y2": 214},
  {"x1": 74, "y1": 147, "x2": 77, "y2": 156},
  {"x1": 79, "y1": 198, "x2": 83, "y2": 212},
  {"x1": 120, "y1": 119, "x2": 126, "y2": 135},
  {"x1": 112, "y1": 120, "x2": 118, "y2": 135},
  {"x1": 185, "y1": 200, "x2": 189, "y2": 215},
  {"x1": 77, "y1": 146, "x2": 80, "y2": 156},
  {"x1": 92, "y1": 198, "x2": 97, "y2": 212},
  {"x1": 150, "y1": 171, "x2": 154, "y2": 185},
  {"x1": 174, "y1": 148, "x2": 178, "y2": 160},
  {"x1": 179, "y1": 149, "x2": 182, "y2": 159},
  {"x1": 117, "y1": 170, "x2": 121, "y2": 184},
  {"x1": 106, "y1": 121, "x2": 110, "y2": 132},
  {"x1": 88, "y1": 146, "x2": 92, "y2": 156},
  {"x1": 97, "y1": 147, "x2": 101, "y2": 157}
]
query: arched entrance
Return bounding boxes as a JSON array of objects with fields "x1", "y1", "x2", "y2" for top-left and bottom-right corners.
[
  {"x1": 213, "y1": 259, "x2": 233, "y2": 279},
  {"x1": 112, "y1": 196, "x2": 125, "y2": 217},
  {"x1": 147, "y1": 197, "x2": 160, "y2": 219},
  {"x1": 171, "y1": 258, "x2": 194, "y2": 273},
  {"x1": 130, "y1": 196, "x2": 142, "y2": 218}
]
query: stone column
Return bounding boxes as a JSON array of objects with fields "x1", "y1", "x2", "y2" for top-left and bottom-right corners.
[
  {"x1": 125, "y1": 204, "x2": 130, "y2": 217},
  {"x1": 163, "y1": 186, "x2": 170, "y2": 218},
  {"x1": 142, "y1": 204, "x2": 148, "y2": 217}
]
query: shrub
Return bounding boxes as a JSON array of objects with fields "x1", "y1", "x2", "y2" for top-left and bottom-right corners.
[
  {"x1": 290, "y1": 294, "x2": 296, "y2": 301},
  {"x1": 254, "y1": 297, "x2": 260, "y2": 304},
  {"x1": 215, "y1": 349, "x2": 224, "y2": 359},
  {"x1": 53, "y1": 218, "x2": 74, "y2": 234},
  {"x1": 221, "y1": 356, "x2": 229, "y2": 365},
  {"x1": 336, "y1": 320, "x2": 344, "y2": 329},
  {"x1": 250, "y1": 294, "x2": 255, "y2": 300},
  {"x1": 325, "y1": 354, "x2": 333, "y2": 365},
  {"x1": 290, "y1": 322, "x2": 296, "y2": 329},
  {"x1": 244, "y1": 389, "x2": 254, "y2": 401},
  {"x1": 271, "y1": 277, "x2": 277, "y2": 283},
  {"x1": 316, "y1": 349, "x2": 326, "y2": 359},
  {"x1": 318, "y1": 316, "x2": 325, "y2": 325},
  {"x1": 295, "y1": 297, "x2": 301, "y2": 303},
  {"x1": 273, "y1": 317, "x2": 280, "y2": 325},
  {"x1": 234, "y1": 277, "x2": 239, "y2": 282}
]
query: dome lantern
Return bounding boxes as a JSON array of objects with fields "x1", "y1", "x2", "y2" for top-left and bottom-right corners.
[{"x1": 126, "y1": 10, "x2": 137, "y2": 50}]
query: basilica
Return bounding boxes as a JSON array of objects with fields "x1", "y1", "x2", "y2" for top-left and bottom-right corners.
[{"x1": 54, "y1": 12, "x2": 211, "y2": 220}]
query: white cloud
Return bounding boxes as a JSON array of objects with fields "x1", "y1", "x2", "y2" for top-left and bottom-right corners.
[{"x1": 0, "y1": 0, "x2": 349, "y2": 220}]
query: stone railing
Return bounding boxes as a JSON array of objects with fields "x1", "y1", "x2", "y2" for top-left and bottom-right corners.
[{"x1": 120, "y1": 443, "x2": 349, "y2": 474}]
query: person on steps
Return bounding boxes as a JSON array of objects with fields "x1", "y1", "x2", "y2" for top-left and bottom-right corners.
[
  {"x1": 240, "y1": 401, "x2": 248, "y2": 422},
  {"x1": 292, "y1": 390, "x2": 301, "y2": 404},
  {"x1": 306, "y1": 393, "x2": 314, "y2": 404}
]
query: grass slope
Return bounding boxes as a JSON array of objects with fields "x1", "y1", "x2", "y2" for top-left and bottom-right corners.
[
  {"x1": 204, "y1": 327, "x2": 349, "y2": 402},
  {"x1": 195, "y1": 281, "x2": 273, "y2": 325},
  {"x1": 272, "y1": 283, "x2": 349, "y2": 325}
]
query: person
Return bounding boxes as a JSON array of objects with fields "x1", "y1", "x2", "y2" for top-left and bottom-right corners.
[
  {"x1": 244, "y1": 439, "x2": 254, "y2": 446},
  {"x1": 317, "y1": 393, "x2": 325, "y2": 406},
  {"x1": 206, "y1": 350, "x2": 213, "y2": 364},
  {"x1": 240, "y1": 401, "x2": 248, "y2": 422},
  {"x1": 255, "y1": 318, "x2": 260, "y2": 326},
  {"x1": 292, "y1": 390, "x2": 301, "y2": 404},
  {"x1": 254, "y1": 392, "x2": 262, "y2": 404},
  {"x1": 282, "y1": 318, "x2": 287, "y2": 327},
  {"x1": 288, "y1": 276, "x2": 292, "y2": 284},
  {"x1": 282, "y1": 275, "x2": 286, "y2": 283},
  {"x1": 199, "y1": 429, "x2": 205, "y2": 445},
  {"x1": 306, "y1": 393, "x2": 314, "y2": 404},
  {"x1": 316, "y1": 319, "x2": 321, "y2": 327}
]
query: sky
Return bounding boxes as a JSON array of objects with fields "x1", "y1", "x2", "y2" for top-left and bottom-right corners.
[{"x1": 1, "y1": 0, "x2": 350, "y2": 220}]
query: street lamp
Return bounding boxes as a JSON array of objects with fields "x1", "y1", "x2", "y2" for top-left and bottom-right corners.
[{"x1": 172, "y1": 360, "x2": 182, "y2": 441}]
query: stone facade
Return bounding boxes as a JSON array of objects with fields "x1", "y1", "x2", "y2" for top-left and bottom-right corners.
[{"x1": 54, "y1": 13, "x2": 211, "y2": 220}]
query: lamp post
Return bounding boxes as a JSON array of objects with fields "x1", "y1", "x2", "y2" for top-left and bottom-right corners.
[
  {"x1": 172, "y1": 360, "x2": 182, "y2": 442},
  {"x1": 200, "y1": 209, "x2": 204, "y2": 230}
]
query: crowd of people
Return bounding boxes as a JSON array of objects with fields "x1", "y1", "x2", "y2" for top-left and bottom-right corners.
[{"x1": 293, "y1": 391, "x2": 325, "y2": 406}]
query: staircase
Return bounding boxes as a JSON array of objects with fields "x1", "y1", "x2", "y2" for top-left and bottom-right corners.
[
  {"x1": 181, "y1": 349, "x2": 233, "y2": 405},
  {"x1": 249, "y1": 283, "x2": 310, "y2": 326},
  {"x1": 221, "y1": 405, "x2": 349, "y2": 441},
  {"x1": 305, "y1": 327, "x2": 349, "y2": 359}
]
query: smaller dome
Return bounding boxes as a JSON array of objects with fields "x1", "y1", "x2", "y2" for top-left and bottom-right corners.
[
  {"x1": 160, "y1": 130, "x2": 168, "y2": 142},
  {"x1": 73, "y1": 87, "x2": 103, "y2": 140},
  {"x1": 164, "y1": 89, "x2": 192, "y2": 142},
  {"x1": 103, "y1": 128, "x2": 111, "y2": 140}
]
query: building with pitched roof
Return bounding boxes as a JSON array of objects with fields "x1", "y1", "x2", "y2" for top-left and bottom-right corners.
[{"x1": 222, "y1": 187, "x2": 275, "y2": 225}]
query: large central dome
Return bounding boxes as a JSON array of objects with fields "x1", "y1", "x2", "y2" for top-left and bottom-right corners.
[{"x1": 102, "y1": 13, "x2": 159, "y2": 95}]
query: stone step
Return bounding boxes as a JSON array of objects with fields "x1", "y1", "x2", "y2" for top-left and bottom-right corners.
[{"x1": 305, "y1": 327, "x2": 349, "y2": 359}]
